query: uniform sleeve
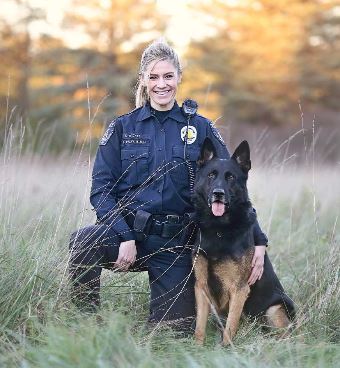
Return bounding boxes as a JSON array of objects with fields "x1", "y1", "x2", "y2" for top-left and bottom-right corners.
[
  {"x1": 90, "y1": 119, "x2": 135, "y2": 242},
  {"x1": 205, "y1": 119, "x2": 268, "y2": 246},
  {"x1": 253, "y1": 215, "x2": 268, "y2": 246}
]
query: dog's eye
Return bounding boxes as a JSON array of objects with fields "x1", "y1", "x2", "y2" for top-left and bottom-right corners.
[
  {"x1": 208, "y1": 171, "x2": 216, "y2": 179},
  {"x1": 225, "y1": 173, "x2": 235, "y2": 181}
]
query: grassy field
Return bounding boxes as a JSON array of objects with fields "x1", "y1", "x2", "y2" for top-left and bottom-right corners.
[{"x1": 0, "y1": 129, "x2": 339, "y2": 367}]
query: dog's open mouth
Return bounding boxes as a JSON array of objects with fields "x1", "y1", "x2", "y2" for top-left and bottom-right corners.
[
  {"x1": 210, "y1": 197, "x2": 230, "y2": 217},
  {"x1": 208, "y1": 190, "x2": 230, "y2": 217},
  {"x1": 211, "y1": 201, "x2": 225, "y2": 216}
]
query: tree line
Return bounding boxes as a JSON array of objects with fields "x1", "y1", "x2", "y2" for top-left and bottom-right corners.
[{"x1": 0, "y1": 0, "x2": 339, "y2": 157}]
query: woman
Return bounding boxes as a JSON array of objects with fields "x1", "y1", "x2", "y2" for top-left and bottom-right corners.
[{"x1": 69, "y1": 39, "x2": 270, "y2": 331}]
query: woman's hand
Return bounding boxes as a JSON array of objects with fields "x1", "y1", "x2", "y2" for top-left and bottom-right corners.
[
  {"x1": 248, "y1": 245, "x2": 266, "y2": 285},
  {"x1": 115, "y1": 240, "x2": 137, "y2": 271}
]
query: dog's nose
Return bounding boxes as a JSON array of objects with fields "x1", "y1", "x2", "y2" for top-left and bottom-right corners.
[{"x1": 212, "y1": 188, "x2": 225, "y2": 196}]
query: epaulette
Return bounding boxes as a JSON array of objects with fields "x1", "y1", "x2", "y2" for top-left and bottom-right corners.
[{"x1": 115, "y1": 106, "x2": 143, "y2": 119}]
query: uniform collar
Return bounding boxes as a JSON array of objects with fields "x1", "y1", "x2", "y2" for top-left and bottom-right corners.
[{"x1": 136, "y1": 101, "x2": 186, "y2": 124}]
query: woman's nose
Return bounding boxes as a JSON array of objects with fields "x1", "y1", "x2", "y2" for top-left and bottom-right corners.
[{"x1": 157, "y1": 77, "x2": 166, "y2": 88}]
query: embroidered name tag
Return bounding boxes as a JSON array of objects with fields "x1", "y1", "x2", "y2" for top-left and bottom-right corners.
[{"x1": 122, "y1": 133, "x2": 149, "y2": 145}]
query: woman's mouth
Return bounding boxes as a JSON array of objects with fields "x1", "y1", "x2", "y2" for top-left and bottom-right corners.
[{"x1": 154, "y1": 90, "x2": 171, "y2": 96}]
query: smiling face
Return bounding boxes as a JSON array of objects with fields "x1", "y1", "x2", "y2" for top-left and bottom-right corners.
[{"x1": 144, "y1": 59, "x2": 181, "y2": 111}]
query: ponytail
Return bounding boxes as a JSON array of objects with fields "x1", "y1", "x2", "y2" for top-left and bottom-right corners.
[{"x1": 135, "y1": 81, "x2": 149, "y2": 108}]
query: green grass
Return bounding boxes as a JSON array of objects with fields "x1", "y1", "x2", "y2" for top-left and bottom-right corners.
[{"x1": 0, "y1": 126, "x2": 339, "y2": 367}]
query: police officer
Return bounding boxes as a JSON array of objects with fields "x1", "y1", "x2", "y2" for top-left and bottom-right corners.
[{"x1": 69, "y1": 39, "x2": 268, "y2": 329}]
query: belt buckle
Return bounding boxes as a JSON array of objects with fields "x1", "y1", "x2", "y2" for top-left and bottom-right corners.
[{"x1": 165, "y1": 214, "x2": 180, "y2": 224}]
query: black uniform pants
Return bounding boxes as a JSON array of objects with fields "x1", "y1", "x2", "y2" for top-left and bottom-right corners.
[{"x1": 69, "y1": 224, "x2": 196, "y2": 328}]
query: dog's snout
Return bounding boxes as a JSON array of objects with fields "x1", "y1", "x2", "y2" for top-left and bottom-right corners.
[{"x1": 213, "y1": 188, "x2": 225, "y2": 196}]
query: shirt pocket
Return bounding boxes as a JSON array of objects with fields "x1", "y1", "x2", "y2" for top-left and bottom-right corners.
[
  {"x1": 171, "y1": 145, "x2": 200, "y2": 186},
  {"x1": 121, "y1": 147, "x2": 149, "y2": 186}
]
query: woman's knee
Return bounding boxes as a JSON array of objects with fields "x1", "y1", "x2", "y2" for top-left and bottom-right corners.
[
  {"x1": 69, "y1": 226, "x2": 103, "y2": 263},
  {"x1": 70, "y1": 224, "x2": 115, "y2": 249},
  {"x1": 69, "y1": 224, "x2": 120, "y2": 262},
  {"x1": 70, "y1": 229, "x2": 81, "y2": 251},
  {"x1": 70, "y1": 227, "x2": 91, "y2": 252}
]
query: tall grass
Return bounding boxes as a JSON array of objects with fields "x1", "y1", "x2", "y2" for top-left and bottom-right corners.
[{"x1": 0, "y1": 121, "x2": 339, "y2": 367}]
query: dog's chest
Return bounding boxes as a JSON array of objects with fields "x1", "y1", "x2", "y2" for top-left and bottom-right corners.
[
  {"x1": 207, "y1": 248, "x2": 254, "y2": 310},
  {"x1": 199, "y1": 227, "x2": 254, "y2": 259}
]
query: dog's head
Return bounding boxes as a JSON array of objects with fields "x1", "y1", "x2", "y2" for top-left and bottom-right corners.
[{"x1": 193, "y1": 138, "x2": 251, "y2": 218}]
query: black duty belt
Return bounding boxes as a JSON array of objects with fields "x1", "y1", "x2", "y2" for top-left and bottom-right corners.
[
  {"x1": 123, "y1": 210, "x2": 193, "y2": 240},
  {"x1": 149, "y1": 214, "x2": 186, "y2": 238}
]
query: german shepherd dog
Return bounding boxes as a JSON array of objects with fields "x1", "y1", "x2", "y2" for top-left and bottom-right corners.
[{"x1": 192, "y1": 138, "x2": 294, "y2": 345}]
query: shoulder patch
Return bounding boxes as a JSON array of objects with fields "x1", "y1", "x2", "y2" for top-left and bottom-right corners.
[
  {"x1": 100, "y1": 120, "x2": 116, "y2": 145},
  {"x1": 208, "y1": 120, "x2": 225, "y2": 145}
]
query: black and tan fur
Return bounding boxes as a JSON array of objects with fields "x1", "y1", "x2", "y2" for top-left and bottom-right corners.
[{"x1": 192, "y1": 138, "x2": 294, "y2": 345}]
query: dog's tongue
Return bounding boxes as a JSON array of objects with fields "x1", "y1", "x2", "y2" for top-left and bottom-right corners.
[{"x1": 212, "y1": 202, "x2": 225, "y2": 217}]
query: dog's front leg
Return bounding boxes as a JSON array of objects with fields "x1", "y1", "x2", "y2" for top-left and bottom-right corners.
[
  {"x1": 222, "y1": 286, "x2": 249, "y2": 345},
  {"x1": 194, "y1": 255, "x2": 211, "y2": 345},
  {"x1": 194, "y1": 281, "x2": 211, "y2": 345}
]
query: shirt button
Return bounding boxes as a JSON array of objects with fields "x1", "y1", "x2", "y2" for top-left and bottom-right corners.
[
  {"x1": 158, "y1": 148, "x2": 162, "y2": 151},
  {"x1": 157, "y1": 189, "x2": 161, "y2": 193}
]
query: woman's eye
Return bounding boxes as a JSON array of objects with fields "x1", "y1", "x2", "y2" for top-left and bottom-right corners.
[
  {"x1": 149, "y1": 75, "x2": 157, "y2": 80},
  {"x1": 165, "y1": 74, "x2": 173, "y2": 79}
]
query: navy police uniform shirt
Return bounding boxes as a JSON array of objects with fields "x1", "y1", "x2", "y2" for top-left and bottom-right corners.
[{"x1": 90, "y1": 101, "x2": 268, "y2": 245}]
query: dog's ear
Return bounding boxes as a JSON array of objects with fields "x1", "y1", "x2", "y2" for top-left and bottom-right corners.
[
  {"x1": 197, "y1": 138, "x2": 217, "y2": 167},
  {"x1": 232, "y1": 141, "x2": 251, "y2": 172}
]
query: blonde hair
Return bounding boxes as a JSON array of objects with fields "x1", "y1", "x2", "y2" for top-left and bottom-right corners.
[{"x1": 135, "y1": 39, "x2": 182, "y2": 108}]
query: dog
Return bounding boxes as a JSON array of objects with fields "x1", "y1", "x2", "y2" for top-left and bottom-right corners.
[{"x1": 192, "y1": 138, "x2": 294, "y2": 345}]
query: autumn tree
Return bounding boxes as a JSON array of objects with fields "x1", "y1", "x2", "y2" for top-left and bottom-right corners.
[
  {"x1": 1, "y1": 0, "x2": 166, "y2": 148},
  {"x1": 0, "y1": 0, "x2": 44, "y2": 118},
  {"x1": 183, "y1": 0, "x2": 338, "y2": 127},
  {"x1": 58, "y1": 0, "x2": 166, "y2": 141},
  {"x1": 298, "y1": 3, "x2": 340, "y2": 110}
]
